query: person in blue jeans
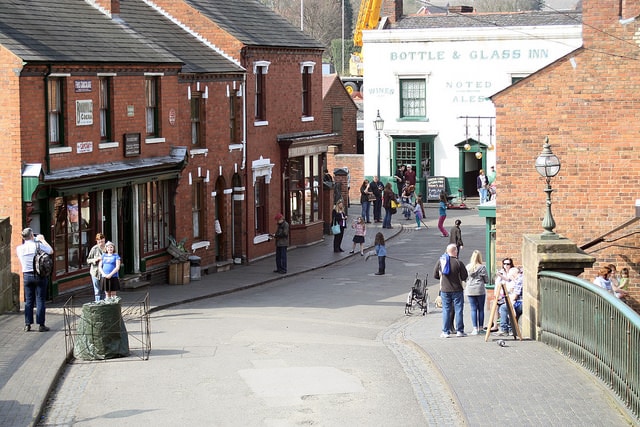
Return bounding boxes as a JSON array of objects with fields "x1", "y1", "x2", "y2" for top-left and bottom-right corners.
[
  {"x1": 497, "y1": 266, "x2": 523, "y2": 336},
  {"x1": 433, "y1": 244, "x2": 468, "y2": 338},
  {"x1": 16, "y1": 228, "x2": 54, "y2": 332}
]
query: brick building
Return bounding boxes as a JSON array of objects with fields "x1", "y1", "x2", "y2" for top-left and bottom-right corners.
[
  {"x1": 1, "y1": 0, "x2": 357, "y2": 299},
  {"x1": 145, "y1": 0, "x2": 331, "y2": 256},
  {"x1": 492, "y1": 0, "x2": 640, "y2": 310}
]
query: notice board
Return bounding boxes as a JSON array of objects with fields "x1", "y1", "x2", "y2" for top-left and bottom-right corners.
[{"x1": 427, "y1": 176, "x2": 446, "y2": 201}]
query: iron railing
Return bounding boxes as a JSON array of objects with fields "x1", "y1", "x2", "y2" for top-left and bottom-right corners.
[{"x1": 539, "y1": 271, "x2": 640, "y2": 419}]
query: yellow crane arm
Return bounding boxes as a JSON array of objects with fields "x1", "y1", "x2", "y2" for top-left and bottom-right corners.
[{"x1": 353, "y1": 0, "x2": 383, "y2": 47}]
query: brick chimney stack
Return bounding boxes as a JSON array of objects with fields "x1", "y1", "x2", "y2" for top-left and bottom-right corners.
[
  {"x1": 93, "y1": 0, "x2": 120, "y2": 16},
  {"x1": 382, "y1": 0, "x2": 403, "y2": 24}
]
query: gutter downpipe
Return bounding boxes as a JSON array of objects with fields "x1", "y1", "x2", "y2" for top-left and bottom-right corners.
[{"x1": 44, "y1": 66, "x2": 52, "y2": 174}]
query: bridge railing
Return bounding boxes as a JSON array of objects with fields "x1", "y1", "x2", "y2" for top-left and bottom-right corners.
[{"x1": 538, "y1": 271, "x2": 640, "y2": 419}]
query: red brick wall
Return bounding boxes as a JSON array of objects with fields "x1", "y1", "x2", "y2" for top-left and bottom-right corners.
[
  {"x1": 0, "y1": 50, "x2": 24, "y2": 271},
  {"x1": 493, "y1": 0, "x2": 640, "y2": 311}
]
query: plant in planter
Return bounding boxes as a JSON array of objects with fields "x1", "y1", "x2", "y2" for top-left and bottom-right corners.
[{"x1": 167, "y1": 236, "x2": 189, "y2": 262}]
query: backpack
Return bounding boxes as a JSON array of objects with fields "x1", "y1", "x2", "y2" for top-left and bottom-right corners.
[{"x1": 33, "y1": 243, "x2": 53, "y2": 278}]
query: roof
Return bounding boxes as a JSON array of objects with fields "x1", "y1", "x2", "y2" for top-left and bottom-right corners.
[
  {"x1": 393, "y1": 10, "x2": 582, "y2": 30},
  {"x1": 119, "y1": 1, "x2": 244, "y2": 74},
  {"x1": 183, "y1": 0, "x2": 325, "y2": 50},
  {"x1": 0, "y1": 0, "x2": 180, "y2": 64}
]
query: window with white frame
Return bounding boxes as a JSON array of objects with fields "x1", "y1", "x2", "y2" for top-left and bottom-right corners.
[
  {"x1": 48, "y1": 78, "x2": 64, "y2": 146},
  {"x1": 399, "y1": 78, "x2": 426, "y2": 119}
]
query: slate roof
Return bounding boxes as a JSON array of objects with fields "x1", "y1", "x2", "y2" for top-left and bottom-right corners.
[
  {"x1": 184, "y1": 0, "x2": 325, "y2": 50},
  {"x1": 393, "y1": 10, "x2": 582, "y2": 30},
  {"x1": 119, "y1": 1, "x2": 244, "y2": 74},
  {"x1": 0, "y1": 0, "x2": 179, "y2": 64}
]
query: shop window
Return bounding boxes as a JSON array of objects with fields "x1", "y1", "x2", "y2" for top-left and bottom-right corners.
[
  {"x1": 140, "y1": 180, "x2": 171, "y2": 254},
  {"x1": 53, "y1": 194, "x2": 94, "y2": 276},
  {"x1": 288, "y1": 155, "x2": 321, "y2": 225},
  {"x1": 399, "y1": 78, "x2": 426, "y2": 119}
]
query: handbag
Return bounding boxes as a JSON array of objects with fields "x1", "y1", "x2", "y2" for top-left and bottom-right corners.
[
  {"x1": 368, "y1": 194, "x2": 377, "y2": 202},
  {"x1": 331, "y1": 223, "x2": 341, "y2": 235},
  {"x1": 390, "y1": 199, "x2": 399, "y2": 209}
]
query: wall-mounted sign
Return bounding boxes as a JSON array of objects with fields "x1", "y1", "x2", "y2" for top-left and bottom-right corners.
[
  {"x1": 124, "y1": 133, "x2": 141, "y2": 157},
  {"x1": 76, "y1": 141, "x2": 93, "y2": 153},
  {"x1": 169, "y1": 108, "x2": 176, "y2": 126},
  {"x1": 74, "y1": 80, "x2": 92, "y2": 93},
  {"x1": 75, "y1": 100, "x2": 93, "y2": 126}
]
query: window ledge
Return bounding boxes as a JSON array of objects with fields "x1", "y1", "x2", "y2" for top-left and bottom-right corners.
[
  {"x1": 191, "y1": 241, "x2": 210, "y2": 252},
  {"x1": 301, "y1": 116, "x2": 314, "y2": 122},
  {"x1": 228, "y1": 144, "x2": 243, "y2": 152},
  {"x1": 190, "y1": 148, "x2": 208, "y2": 157},
  {"x1": 99, "y1": 141, "x2": 119, "y2": 149},
  {"x1": 254, "y1": 234, "x2": 270, "y2": 244},
  {"x1": 253, "y1": 121, "x2": 269, "y2": 127},
  {"x1": 145, "y1": 137, "x2": 166, "y2": 144},
  {"x1": 49, "y1": 146, "x2": 73, "y2": 154}
]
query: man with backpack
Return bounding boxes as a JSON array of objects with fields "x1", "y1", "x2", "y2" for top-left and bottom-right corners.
[
  {"x1": 433, "y1": 244, "x2": 468, "y2": 338},
  {"x1": 16, "y1": 228, "x2": 54, "y2": 332}
]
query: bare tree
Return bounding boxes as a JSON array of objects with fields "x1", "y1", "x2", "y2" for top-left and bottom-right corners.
[{"x1": 473, "y1": 0, "x2": 544, "y2": 12}]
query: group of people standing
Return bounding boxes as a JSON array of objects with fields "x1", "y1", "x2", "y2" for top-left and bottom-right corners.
[
  {"x1": 16, "y1": 228, "x2": 121, "y2": 333},
  {"x1": 87, "y1": 233, "x2": 121, "y2": 302},
  {"x1": 434, "y1": 244, "x2": 523, "y2": 338}
]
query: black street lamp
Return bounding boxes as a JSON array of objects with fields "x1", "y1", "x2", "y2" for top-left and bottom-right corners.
[
  {"x1": 535, "y1": 136, "x2": 561, "y2": 239},
  {"x1": 374, "y1": 110, "x2": 384, "y2": 178}
]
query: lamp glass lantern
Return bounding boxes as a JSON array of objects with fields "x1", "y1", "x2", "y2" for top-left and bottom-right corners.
[
  {"x1": 373, "y1": 110, "x2": 384, "y2": 178},
  {"x1": 535, "y1": 137, "x2": 561, "y2": 239}
]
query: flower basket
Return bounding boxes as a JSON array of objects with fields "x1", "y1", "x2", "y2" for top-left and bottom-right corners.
[{"x1": 167, "y1": 242, "x2": 189, "y2": 262}]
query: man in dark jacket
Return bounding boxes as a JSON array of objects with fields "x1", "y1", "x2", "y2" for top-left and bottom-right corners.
[
  {"x1": 433, "y1": 244, "x2": 468, "y2": 338},
  {"x1": 271, "y1": 213, "x2": 289, "y2": 274}
]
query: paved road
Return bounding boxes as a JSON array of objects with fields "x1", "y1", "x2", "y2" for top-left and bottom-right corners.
[{"x1": 3, "y1": 205, "x2": 634, "y2": 426}]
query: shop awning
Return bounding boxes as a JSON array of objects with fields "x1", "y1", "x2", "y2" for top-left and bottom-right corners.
[{"x1": 32, "y1": 146, "x2": 187, "y2": 199}]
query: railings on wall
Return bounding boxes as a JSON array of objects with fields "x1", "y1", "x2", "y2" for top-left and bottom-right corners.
[{"x1": 539, "y1": 271, "x2": 640, "y2": 419}]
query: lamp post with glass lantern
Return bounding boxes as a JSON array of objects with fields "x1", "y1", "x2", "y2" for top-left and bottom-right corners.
[
  {"x1": 535, "y1": 136, "x2": 561, "y2": 239},
  {"x1": 374, "y1": 110, "x2": 384, "y2": 178}
]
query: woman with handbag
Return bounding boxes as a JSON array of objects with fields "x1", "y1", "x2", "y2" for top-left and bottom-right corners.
[
  {"x1": 382, "y1": 183, "x2": 395, "y2": 229},
  {"x1": 359, "y1": 179, "x2": 373, "y2": 224},
  {"x1": 332, "y1": 200, "x2": 347, "y2": 252}
]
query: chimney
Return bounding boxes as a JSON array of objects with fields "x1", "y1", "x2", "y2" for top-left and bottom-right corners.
[
  {"x1": 382, "y1": 0, "x2": 403, "y2": 24},
  {"x1": 94, "y1": 0, "x2": 120, "y2": 16}
]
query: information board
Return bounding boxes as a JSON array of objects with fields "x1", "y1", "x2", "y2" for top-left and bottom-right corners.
[{"x1": 427, "y1": 176, "x2": 446, "y2": 201}]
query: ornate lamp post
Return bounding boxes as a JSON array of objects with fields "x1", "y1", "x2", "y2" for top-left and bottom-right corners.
[
  {"x1": 535, "y1": 136, "x2": 561, "y2": 239},
  {"x1": 373, "y1": 110, "x2": 384, "y2": 178}
]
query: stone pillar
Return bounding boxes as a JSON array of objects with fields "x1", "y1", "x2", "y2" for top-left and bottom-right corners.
[{"x1": 521, "y1": 234, "x2": 596, "y2": 340}]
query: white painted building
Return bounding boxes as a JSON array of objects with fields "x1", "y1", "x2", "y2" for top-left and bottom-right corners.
[{"x1": 361, "y1": 10, "x2": 582, "y2": 199}]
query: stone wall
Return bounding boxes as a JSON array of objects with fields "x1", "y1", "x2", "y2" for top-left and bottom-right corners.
[{"x1": 0, "y1": 218, "x2": 19, "y2": 313}]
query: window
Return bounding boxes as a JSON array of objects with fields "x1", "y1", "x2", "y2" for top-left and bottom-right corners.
[
  {"x1": 253, "y1": 62, "x2": 270, "y2": 121},
  {"x1": 48, "y1": 78, "x2": 64, "y2": 145},
  {"x1": 229, "y1": 91, "x2": 238, "y2": 143},
  {"x1": 145, "y1": 77, "x2": 159, "y2": 136},
  {"x1": 399, "y1": 79, "x2": 426, "y2": 119},
  {"x1": 99, "y1": 77, "x2": 112, "y2": 142},
  {"x1": 396, "y1": 140, "x2": 417, "y2": 171},
  {"x1": 53, "y1": 194, "x2": 94, "y2": 276},
  {"x1": 302, "y1": 66, "x2": 312, "y2": 117},
  {"x1": 254, "y1": 176, "x2": 267, "y2": 234},
  {"x1": 140, "y1": 180, "x2": 171, "y2": 254},
  {"x1": 332, "y1": 107, "x2": 343, "y2": 134},
  {"x1": 192, "y1": 180, "x2": 204, "y2": 239},
  {"x1": 191, "y1": 92, "x2": 203, "y2": 146},
  {"x1": 288, "y1": 154, "x2": 321, "y2": 225}
]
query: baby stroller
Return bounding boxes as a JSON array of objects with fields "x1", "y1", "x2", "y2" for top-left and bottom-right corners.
[{"x1": 404, "y1": 273, "x2": 429, "y2": 315}]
